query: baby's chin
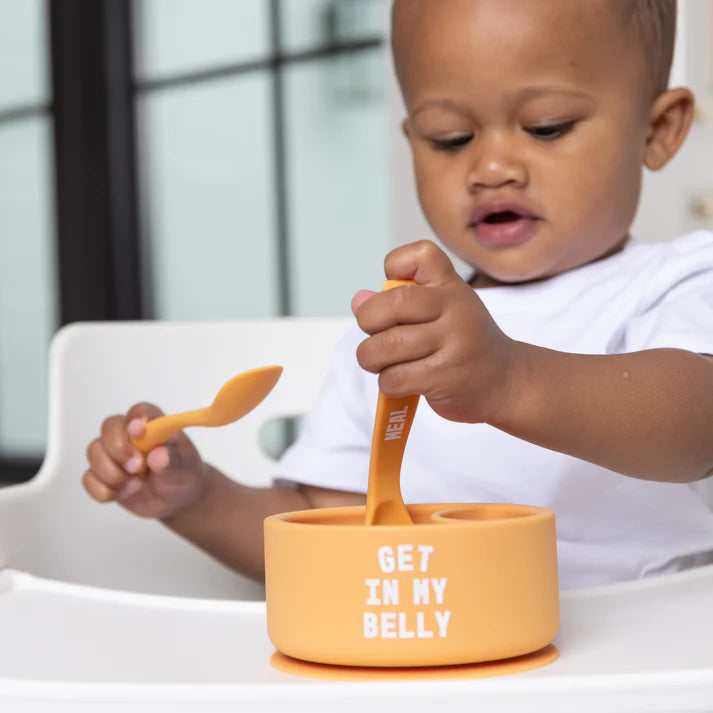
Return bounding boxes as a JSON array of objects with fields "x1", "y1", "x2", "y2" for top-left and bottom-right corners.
[
  {"x1": 470, "y1": 263, "x2": 556, "y2": 288},
  {"x1": 470, "y1": 241, "x2": 629, "y2": 287},
  {"x1": 454, "y1": 243, "x2": 561, "y2": 287}
]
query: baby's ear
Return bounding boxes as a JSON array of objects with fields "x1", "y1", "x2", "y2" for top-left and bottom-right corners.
[
  {"x1": 401, "y1": 117, "x2": 411, "y2": 139},
  {"x1": 644, "y1": 87, "x2": 695, "y2": 170}
]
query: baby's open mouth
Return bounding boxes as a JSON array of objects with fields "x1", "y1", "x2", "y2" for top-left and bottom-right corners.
[
  {"x1": 482, "y1": 210, "x2": 523, "y2": 224},
  {"x1": 469, "y1": 204, "x2": 540, "y2": 246}
]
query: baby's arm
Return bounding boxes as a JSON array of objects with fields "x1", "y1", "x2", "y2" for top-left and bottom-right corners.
[
  {"x1": 354, "y1": 240, "x2": 713, "y2": 484},
  {"x1": 495, "y1": 345, "x2": 713, "y2": 483},
  {"x1": 161, "y1": 478, "x2": 363, "y2": 581},
  {"x1": 83, "y1": 403, "x2": 363, "y2": 581}
]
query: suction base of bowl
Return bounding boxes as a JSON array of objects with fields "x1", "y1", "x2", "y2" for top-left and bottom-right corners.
[{"x1": 270, "y1": 643, "x2": 558, "y2": 681}]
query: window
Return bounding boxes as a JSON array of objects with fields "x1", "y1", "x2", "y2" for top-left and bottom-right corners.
[{"x1": 1, "y1": 0, "x2": 391, "y2": 482}]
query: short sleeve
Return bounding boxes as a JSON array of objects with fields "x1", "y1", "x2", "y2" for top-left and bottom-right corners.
[
  {"x1": 272, "y1": 324, "x2": 376, "y2": 493},
  {"x1": 624, "y1": 231, "x2": 713, "y2": 355}
]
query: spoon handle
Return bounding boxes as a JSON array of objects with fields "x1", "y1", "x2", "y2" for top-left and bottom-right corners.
[
  {"x1": 364, "y1": 279, "x2": 420, "y2": 526},
  {"x1": 130, "y1": 409, "x2": 207, "y2": 453},
  {"x1": 365, "y1": 392, "x2": 420, "y2": 526}
]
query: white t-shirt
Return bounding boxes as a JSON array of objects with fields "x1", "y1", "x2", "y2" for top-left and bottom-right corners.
[{"x1": 273, "y1": 231, "x2": 713, "y2": 590}]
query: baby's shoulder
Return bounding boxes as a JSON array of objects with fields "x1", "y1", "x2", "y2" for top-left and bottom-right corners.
[
  {"x1": 626, "y1": 229, "x2": 713, "y2": 267},
  {"x1": 623, "y1": 230, "x2": 713, "y2": 306},
  {"x1": 628, "y1": 229, "x2": 713, "y2": 279}
]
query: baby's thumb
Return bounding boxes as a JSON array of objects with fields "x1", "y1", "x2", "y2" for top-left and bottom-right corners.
[
  {"x1": 385, "y1": 240, "x2": 459, "y2": 287},
  {"x1": 122, "y1": 403, "x2": 166, "y2": 475},
  {"x1": 126, "y1": 402, "x2": 165, "y2": 439},
  {"x1": 351, "y1": 289, "x2": 377, "y2": 315},
  {"x1": 146, "y1": 428, "x2": 196, "y2": 473}
]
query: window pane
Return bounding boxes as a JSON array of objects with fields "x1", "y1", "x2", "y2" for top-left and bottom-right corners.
[
  {"x1": 284, "y1": 53, "x2": 390, "y2": 316},
  {"x1": 136, "y1": 74, "x2": 279, "y2": 320},
  {"x1": 0, "y1": 0, "x2": 49, "y2": 112},
  {"x1": 133, "y1": 0, "x2": 271, "y2": 82},
  {"x1": 280, "y1": 0, "x2": 390, "y2": 53},
  {"x1": 0, "y1": 118, "x2": 56, "y2": 455}
]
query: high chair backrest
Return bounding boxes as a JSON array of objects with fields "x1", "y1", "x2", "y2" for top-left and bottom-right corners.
[{"x1": 0, "y1": 317, "x2": 353, "y2": 599}]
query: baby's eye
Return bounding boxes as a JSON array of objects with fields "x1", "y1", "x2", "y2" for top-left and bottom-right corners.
[
  {"x1": 525, "y1": 121, "x2": 575, "y2": 141},
  {"x1": 430, "y1": 134, "x2": 472, "y2": 151}
]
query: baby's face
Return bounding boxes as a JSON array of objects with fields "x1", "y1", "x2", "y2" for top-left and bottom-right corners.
[{"x1": 396, "y1": 0, "x2": 655, "y2": 284}]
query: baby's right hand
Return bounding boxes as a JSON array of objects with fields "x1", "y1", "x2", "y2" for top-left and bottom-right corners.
[{"x1": 83, "y1": 403, "x2": 209, "y2": 520}]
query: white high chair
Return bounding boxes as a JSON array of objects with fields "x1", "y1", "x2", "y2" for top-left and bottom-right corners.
[
  {"x1": 1, "y1": 318, "x2": 712, "y2": 712},
  {"x1": 0, "y1": 317, "x2": 352, "y2": 599}
]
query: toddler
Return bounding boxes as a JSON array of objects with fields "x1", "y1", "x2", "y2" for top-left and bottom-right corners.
[{"x1": 85, "y1": 0, "x2": 713, "y2": 589}]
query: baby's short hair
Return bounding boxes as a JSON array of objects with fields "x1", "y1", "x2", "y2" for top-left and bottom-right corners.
[
  {"x1": 621, "y1": 0, "x2": 677, "y2": 94},
  {"x1": 391, "y1": 0, "x2": 678, "y2": 98}
]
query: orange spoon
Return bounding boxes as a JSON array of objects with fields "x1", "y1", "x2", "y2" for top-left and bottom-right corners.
[
  {"x1": 130, "y1": 365, "x2": 283, "y2": 452},
  {"x1": 364, "y1": 279, "x2": 420, "y2": 526}
]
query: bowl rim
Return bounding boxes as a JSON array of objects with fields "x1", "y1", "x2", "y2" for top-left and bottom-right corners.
[{"x1": 264, "y1": 502, "x2": 555, "y2": 531}]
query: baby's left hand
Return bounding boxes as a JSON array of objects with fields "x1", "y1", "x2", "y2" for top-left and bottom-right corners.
[{"x1": 353, "y1": 240, "x2": 521, "y2": 424}]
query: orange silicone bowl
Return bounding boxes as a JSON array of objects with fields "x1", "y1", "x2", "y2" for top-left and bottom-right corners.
[{"x1": 264, "y1": 503, "x2": 559, "y2": 667}]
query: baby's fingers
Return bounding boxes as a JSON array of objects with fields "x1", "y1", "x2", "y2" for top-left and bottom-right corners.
[
  {"x1": 97, "y1": 413, "x2": 144, "y2": 475},
  {"x1": 146, "y1": 445, "x2": 171, "y2": 473},
  {"x1": 82, "y1": 468, "x2": 119, "y2": 503},
  {"x1": 351, "y1": 289, "x2": 376, "y2": 316},
  {"x1": 356, "y1": 323, "x2": 438, "y2": 374},
  {"x1": 384, "y1": 239, "x2": 460, "y2": 287},
  {"x1": 83, "y1": 464, "x2": 144, "y2": 504},
  {"x1": 145, "y1": 432, "x2": 199, "y2": 485},
  {"x1": 86, "y1": 438, "x2": 135, "y2": 494},
  {"x1": 355, "y1": 283, "x2": 441, "y2": 336}
]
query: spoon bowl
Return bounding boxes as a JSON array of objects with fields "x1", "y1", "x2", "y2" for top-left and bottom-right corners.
[{"x1": 130, "y1": 365, "x2": 283, "y2": 452}]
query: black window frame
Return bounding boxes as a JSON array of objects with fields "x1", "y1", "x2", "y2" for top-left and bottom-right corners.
[{"x1": 0, "y1": 0, "x2": 384, "y2": 483}]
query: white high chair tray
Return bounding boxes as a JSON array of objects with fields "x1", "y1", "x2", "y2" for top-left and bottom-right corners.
[{"x1": 1, "y1": 565, "x2": 712, "y2": 713}]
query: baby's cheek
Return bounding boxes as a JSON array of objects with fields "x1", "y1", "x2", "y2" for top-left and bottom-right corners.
[{"x1": 417, "y1": 184, "x2": 458, "y2": 238}]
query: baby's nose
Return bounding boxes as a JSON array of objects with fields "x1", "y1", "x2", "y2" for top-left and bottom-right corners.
[{"x1": 465, "y1": 133, "x2": 528, "y2": 190}]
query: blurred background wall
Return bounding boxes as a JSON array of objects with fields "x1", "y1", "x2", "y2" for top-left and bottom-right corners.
[{"x1": 1, "y1": 0, "x2": 712, "y2": 483}]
